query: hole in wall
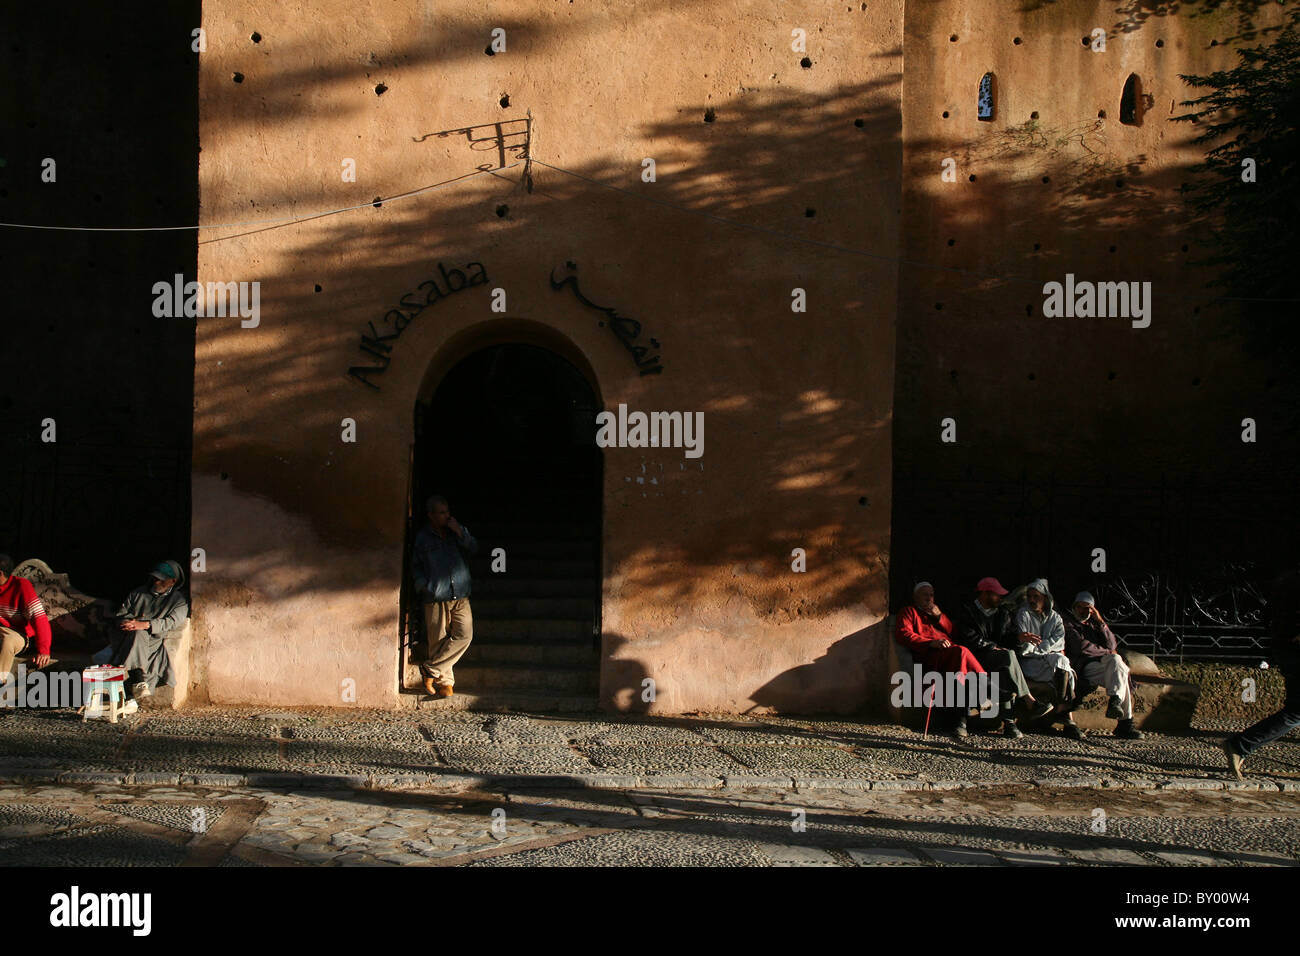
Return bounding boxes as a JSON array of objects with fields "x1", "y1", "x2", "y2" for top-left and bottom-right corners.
[
  {"x1": 800, "y1": 57, "x2": 812, "y2": 68},
  {"x1": 314, "y1": 284, "x2": 323, "y2": 293},
  {"x1": 496, "y1": 204, "x2": 509, "y2": 218},
  {"x1": 1013, "y1": 36, "x2": 1022, "y2": 45},
  {"x1": 250, "y1": 31, "x2": 261, "y2": 42},
  {"x1": 232, "y1": 72, "x2": 244, "y2": 83},
  {"x1": 854, "y1": 118, "x2": 865, "y2": 128},
  {"x1": 499, "y1": 94, "x2": 510, "y2": 107},
  {"x1": 372, "y1": 197, "x2": 382, "y2": 208},
  {"x1": 375, "y1": 83, "x2": 388, "y2": 95},
  {"x1": 942, "y1": 110, "x2": 950, "y2": 118},
  {"x1": 704, "y1": 108, "x2": 716, "y2": 123}
]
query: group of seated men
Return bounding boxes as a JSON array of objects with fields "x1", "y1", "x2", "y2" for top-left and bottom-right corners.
[
  {"x1": 895, "y1": 576, "x2": 1143, "y2": 741},
  {"x1": 0, "y1": 554, "x2": 189, "y2": 711}
]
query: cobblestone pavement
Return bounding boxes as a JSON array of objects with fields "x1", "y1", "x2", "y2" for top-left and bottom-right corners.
[
  {"x1": 2, "y1": 780, "x2": 1298, "y2": 866},
  {"x1": 2, "y1": 706, "x2": 1299, "y2": 792},
  {"x1": 2, "y1": 705, "x2": 1298, "y2": 865}
]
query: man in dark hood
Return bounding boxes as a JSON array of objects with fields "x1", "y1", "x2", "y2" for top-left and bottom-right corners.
[{"x1": 113, "y1": 559, "x2": 189, "y2": 702}]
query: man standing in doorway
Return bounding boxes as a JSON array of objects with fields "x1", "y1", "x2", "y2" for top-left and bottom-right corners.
[{"x1": 412, "y1": 495, "x2": 479, "y2": 698}]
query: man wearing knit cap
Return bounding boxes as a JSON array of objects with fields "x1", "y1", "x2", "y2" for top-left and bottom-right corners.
[
  {"x1": 895, "y1": 581, "x2": 986, "y2": 738},
  {"x1": 1063, "y1": 591, "x2": 1143, "y2": 740},
  {"x1": 1013, "y1": 578, "x2": 1082, "y2": 738},
  {"x1": 113, "y1": 559, "x2": 190, "y2": 704},
  {"x1": 955, "y1": 576, "x2": 1053, "y2": 737}
]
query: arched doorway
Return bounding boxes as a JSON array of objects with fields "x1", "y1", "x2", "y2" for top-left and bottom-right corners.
[{"x1": 403, "y1": 341, "x2": 603, "y2": 708}]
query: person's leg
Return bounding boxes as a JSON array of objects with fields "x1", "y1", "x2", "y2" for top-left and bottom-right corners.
[
  {"x1": 428, "y1": 599, "x2": 474, "y2": 687},
  {"x1": 1098, "y1": 655, "x2": 1134, "y2": 719},
  {"x1": 1231, "y1": 647, "x2": 1300, "y2": 758},
  {"x1": 420, "y1": 601, "x2": 452, "y2": 683},
  {"x1": 0, "y1": 627, "x2": 26, "y2": 682}
]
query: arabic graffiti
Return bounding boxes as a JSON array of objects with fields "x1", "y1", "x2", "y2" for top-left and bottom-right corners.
[
  {"x1": 347, "y1": 261, "x2": 489, "y2": 391},
  {"x1": 549, "y1": 263, "x2": 664, "y2": 376}
]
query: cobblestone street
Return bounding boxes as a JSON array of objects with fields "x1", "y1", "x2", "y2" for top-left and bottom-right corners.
[
  {"x1": 3, "y1": 779, "x2": 1299, "y2": 867},
  {"x1": 2, "y1": 707, "x2": 1299, "y2": 865}
]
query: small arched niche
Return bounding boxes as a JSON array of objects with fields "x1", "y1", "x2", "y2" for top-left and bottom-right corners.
[
  {"x1": 977, "y1": 72, "x2": 996, "y2": 121},
  {"x1": 1120, "y1": 73, "x2": 1143, "y2": 125}
]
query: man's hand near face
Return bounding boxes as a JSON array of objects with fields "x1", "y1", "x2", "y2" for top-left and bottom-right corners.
[{"x1": 447, "y1": 516, "x2": 463, "y2": 538}]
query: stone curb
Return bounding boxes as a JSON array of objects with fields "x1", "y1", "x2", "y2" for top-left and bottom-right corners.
[{"x1": 0, "y1": 768, "x2": 1276, "y2": 793}]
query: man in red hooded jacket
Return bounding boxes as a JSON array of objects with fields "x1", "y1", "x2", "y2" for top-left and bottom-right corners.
[
  {"x1": 0, "y1": 554, "x2": 54, "y2": 685},
  {"x1": 895, "y1": 581, "x2": 986, "y2": 737}
]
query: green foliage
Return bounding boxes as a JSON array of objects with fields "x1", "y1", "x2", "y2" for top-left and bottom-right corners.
[{"x1": 1175, "y1": 7, "x2": 1300, "y2": 303}]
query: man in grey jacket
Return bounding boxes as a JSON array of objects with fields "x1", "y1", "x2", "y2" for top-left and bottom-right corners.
[
  {"x1": 411, "y1": 495, "x2": 479, "y2": 698},
  {"x1": 1013, "y1": 577, "x2": 1082, "y2": 738},
  {"x1": 114, "y1": 559, "x2": 189, "y2": 702}
]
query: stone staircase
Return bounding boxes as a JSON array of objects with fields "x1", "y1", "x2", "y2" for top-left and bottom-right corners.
[{"x1": 401, "y1": 515, "x2": 601, "y2": 712}]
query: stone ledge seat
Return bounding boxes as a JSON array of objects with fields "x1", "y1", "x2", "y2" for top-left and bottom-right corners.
[{"x1": 884, "y1": 613, "x2": 1181, "y2": 732}]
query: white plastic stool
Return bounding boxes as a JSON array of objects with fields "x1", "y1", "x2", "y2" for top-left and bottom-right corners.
[{"x1": 80, "y1": 666, "x2": 129, "y2": 723}]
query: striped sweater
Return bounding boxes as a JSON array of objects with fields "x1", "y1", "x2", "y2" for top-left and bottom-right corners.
[{"x1": 0, "y1": 575, "x2": 53, "y2": 656}]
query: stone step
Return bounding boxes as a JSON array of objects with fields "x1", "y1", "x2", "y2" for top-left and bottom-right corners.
[
  {"x1": 471, "y1": 641, "x2": 597, "y2": 667},
  {"x1": 465, "y1": 524, "x2": 598, "y2": 541},
  {"x1": 466, "y1": 539, "x2": 597, "y2": 559},
  {"x1": 472, "y1": 597, "x2": 595, "y2": 619},
  {"x1": 465, "y1": 558, "x2": 593, "y2": 578},
  {"x1": 397, "y1": 689, "x2": 600, "y2": 714},
  {"x1": 472, "y1": 577, "x2": 595, "y2": 598},
  {"x1": 476, "y1": 619, "x2": 595, "y2": 641},
  {"x1": 449, "y1": 664, "x2": 599, "y2": 694}
]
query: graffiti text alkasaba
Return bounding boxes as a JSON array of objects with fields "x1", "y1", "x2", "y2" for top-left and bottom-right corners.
[{"x1": 347, "y1": 261, "x2": 488, "y2": 390}]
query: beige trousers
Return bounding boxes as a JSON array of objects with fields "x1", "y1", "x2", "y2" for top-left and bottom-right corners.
[
  {"x1": 0, "y1": 627, "x2": 29, "y2": 683},
  {"x1": 421, "y1": 599, "x2": 473, "y2": 686}
]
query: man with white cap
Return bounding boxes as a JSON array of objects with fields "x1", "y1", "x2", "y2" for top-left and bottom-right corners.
[
  {"x1": 1013, "y1": 578, "x2": 1082, "y2": 738},
  {"x1": 955, "y1": 576, "x2": 1054, "y2": 737},
  {"x1": 1063, "y1": 591, "x2": 1143, "y2": 740},
  {"x1": 895, "y1": 581, "x2": 986, "y2": 738}
]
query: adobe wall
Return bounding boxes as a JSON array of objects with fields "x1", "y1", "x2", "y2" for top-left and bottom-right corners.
[
  {"x1": 892, "y1": 0, "x2": 1295, "y2": 601},
  {"x1": 193, "y1": 0, "x2": 902, "y2": 711}
]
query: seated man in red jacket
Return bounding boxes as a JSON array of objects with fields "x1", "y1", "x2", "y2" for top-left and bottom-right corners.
[
  {"x1": 895, "y1": 581, "x2": 986, "y2": 738},
  {"x1": 0, "y1": 554, "x2": 54, "y2": 696}
]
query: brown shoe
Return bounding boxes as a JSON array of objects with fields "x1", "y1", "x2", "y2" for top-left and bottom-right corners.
[
  {"x1": 422, "y1": 678, "x2": 438, "y2": 696},
  {"x1": 435, "y1": 683, "x2": 454, "y2": 698}
]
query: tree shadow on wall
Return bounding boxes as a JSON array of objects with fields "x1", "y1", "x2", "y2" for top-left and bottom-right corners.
[{"x1": 195, "y1": 7, "x2": 904, "y2": 626}]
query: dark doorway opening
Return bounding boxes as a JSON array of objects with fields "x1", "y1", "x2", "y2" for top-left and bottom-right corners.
[{"x1": 404, "y1": 343, "x2": 602, "y2": 707}]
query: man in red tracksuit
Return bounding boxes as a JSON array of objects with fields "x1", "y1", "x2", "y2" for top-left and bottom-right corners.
[
  {"x1": 0, "y1": 554, "x2": 54, "y2": 689},
  {"x1": 895, "y1": 581, "x2": 985, "y2": 737}
]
